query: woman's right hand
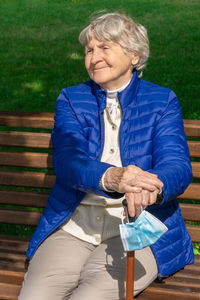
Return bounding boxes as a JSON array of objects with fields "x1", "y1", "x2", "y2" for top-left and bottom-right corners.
[
  {"x1": 125, "y1": 189, "x2": 160, "y2": 217},
  {"x1": 104, "y1": 165, "x2": 163, "y2": 194}
]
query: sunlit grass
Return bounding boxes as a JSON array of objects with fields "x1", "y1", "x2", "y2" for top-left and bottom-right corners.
[
  {"x1": 0, "y1": 0, "x2": 199, "y2": 252},
  {"x1": 0, "y1": 0, "x2": 199, "y2": 116}
]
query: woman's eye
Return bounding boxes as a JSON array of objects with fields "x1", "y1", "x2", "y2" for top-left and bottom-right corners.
[
  {"x1": 103, "y1": 46, "x2": 109, "y2": 50},
  {"x1": 86, "y1": 49, "x2": 93, "y2": 55}
]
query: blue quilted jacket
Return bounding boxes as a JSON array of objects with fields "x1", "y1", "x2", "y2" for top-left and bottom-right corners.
[{"x1": 27, "y1": 72, "x2": 194, "y2": 277}]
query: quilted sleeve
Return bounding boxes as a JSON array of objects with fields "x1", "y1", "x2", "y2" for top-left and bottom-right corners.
[
  {"x1": 150, "y1": 90, "x2": 193, "y2": 204},
  {"x1": 51, "y1": 88, "x2": 121, "y2": 198}
]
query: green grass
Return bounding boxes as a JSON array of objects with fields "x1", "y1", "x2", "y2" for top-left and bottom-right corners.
[
  {"x1": 0, "y1": 0, "x2": 199, "y2": 253},
  {"x1": 0, "y1": 0, "x2": 200, "y2": 118}
]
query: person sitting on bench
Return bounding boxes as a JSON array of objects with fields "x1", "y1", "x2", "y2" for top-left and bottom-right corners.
[{"x1": 19, "y1": 12, "x2": 194, "y2": 300}]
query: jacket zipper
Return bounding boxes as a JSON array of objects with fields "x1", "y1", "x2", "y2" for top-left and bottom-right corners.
[
  {"x1": 118, "y1": 94, "x2": 125, "y2": 166},
  {"x1": 98, "y1": 98, "x2": 106, "y2": 161}
]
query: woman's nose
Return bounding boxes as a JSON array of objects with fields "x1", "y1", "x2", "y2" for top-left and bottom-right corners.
[{"x1": 91, "y1": 50, "x2": 102, "y2": 64}]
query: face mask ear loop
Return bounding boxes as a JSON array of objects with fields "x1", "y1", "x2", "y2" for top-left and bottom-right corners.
[{"x1": 121, "y1": 207, "x2": 125, "y2": 224}]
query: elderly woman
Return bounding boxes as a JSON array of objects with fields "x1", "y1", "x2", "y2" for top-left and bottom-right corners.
[{"x1": 19, "y1": 12, "x2": 194, "y2": 300}]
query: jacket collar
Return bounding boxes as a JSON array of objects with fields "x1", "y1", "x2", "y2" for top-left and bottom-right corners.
[{"x1": 91, "y1": 71, "x2": 140, "y2": 112}]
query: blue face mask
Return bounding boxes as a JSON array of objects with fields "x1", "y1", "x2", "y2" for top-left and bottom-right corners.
[{"x1": 119, "y1": 210, "x2": 168, "y2": 252}]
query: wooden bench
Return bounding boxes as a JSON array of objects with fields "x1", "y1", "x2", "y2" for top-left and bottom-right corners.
[{"x1": 0, "y1": 111, "x2": 199, "y2": 300}]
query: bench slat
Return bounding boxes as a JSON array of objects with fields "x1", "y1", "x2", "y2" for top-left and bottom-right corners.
[
  {"x1": 180, "y1": 203, "x2": 200, "y2": 221},
  {"x1": 178, "y1": 183, "x2": 200, "y2": 201},
  {"x1": 0, "y1": 134, "x2": 196, "y2": 155},
  {"x1": 0, "y1": 269, "x2": 24, "y2": 285},
  {"x1": 0, "y1": 155, "x2": 199, "y2": 176},
  {"x1": 0, "y1": 111, "x2": 54, "y2": 129},
  {"x1": 173, "y1": 271, "x2": 200, "y2": 280},
  {"x1": 0, "y1": 236, "x2": 28, "y2": 253},
  {"x1": 1, "y1": 114, "x2": 197, "y2": 135},
  {"x1": 191, "y1": 162, "x2": 200, "y2": 178},
  {"x1": 0, "y1": 131, "x2": 52, "y2": 148},
  {"x1": 0, "y1": 282, "x2": 21, "y2": 300},
  {"x1": 2, "y1": 188, "x2": 199, "y2": 207},
  {"x1": 0, "y1": 251, "x2": 26, "y2": 271},
  {"x1": 155, "y1": 276, "x2": 200, "y2": 288},
  {"x1": 0, "y1": 151, "x2": 53, "y2": 169},
  {"x1": 139, "y1": 285, "x2": 200, "y2": 300},
  {"x1": 0, "y1": 174, "x2": 199, "y2": 204},
  {"x1": 0, "y1": 170, "x2": 55, "y2": 188},
  {"x1": 2, "y1": 192, "x2": 197, "y2": 222},
  {"x1": 0, "y1": 190, "x2": 48, "y2": 207},
  {"x1": 0, "y1": 152, "x2": 197, "y2": 178},
  {"x1": 1, "y1": 129, "x2": 198, "y2": 153},
  {"x1": 184, "y1": 119, "x2": 200, "y2": 137},
  {"x1": 0, "y1": 211, "x2": 199, "y2": 243},
  {"x1": 188, "y1": 141, "x2": 200, "y2": 158},
  {"x1": 186, "y1": 225, "x2": 200, "y2": 243},
  {"x1": 0, "y1": 113, "x2": 198, "y2": 136},
  {"x1": 0, "y1": 209, "x2": 42, "y2": 226}
]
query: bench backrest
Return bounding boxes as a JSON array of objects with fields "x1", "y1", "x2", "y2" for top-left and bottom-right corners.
[{"x1": 0, "y1": 112, "x2": 200, "y2": 243}]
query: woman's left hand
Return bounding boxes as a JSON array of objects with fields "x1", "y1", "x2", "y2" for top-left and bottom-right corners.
[{"x1": 125, "y1": 189, "x2": 159, "y2": 217}]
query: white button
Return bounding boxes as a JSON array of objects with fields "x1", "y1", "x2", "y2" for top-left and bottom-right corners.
[
  {"x1": 96, "y1": 216, "x2": 101, "y2": 221},
  {"x1": 110, "y1": 148, "x2": 115, "y2": 154},
  {"x1": 95, "y1": 237, "x2": 101, "y2": 243}
]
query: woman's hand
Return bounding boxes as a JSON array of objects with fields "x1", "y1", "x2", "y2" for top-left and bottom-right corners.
[
  {"x1": 104, "y1": 165, "x2": 163, "y2": 194},
  {"x1": 125, "y1": 189, "x2": 160, "y2": 217}
]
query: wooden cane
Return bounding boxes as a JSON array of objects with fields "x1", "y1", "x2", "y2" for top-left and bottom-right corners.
[
  {"x1": 126, "y1": 251, "x2": 135, "y2": 300},
  {"x1": 123, "y1": 190, "x2": 161, "y2": 300},
  {"x1": 122, "y1": 199, "x2": 135, "y2": 300}
]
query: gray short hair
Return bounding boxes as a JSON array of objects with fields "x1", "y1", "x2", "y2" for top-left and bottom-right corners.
[{"x1": 79, "y1": 12, "x2": 149, "y2": 77}]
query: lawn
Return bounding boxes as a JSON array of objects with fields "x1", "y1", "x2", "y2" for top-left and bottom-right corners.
[
  {"x1": 0, "y1": 0, "x2": 199, "y2": 253},
  {"x1": 0, "y1": 0, "x2": 200, "y2": 118}
]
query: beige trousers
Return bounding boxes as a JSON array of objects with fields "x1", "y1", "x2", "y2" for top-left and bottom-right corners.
[{"x1": 19, "y1": 229, "x2": 158, "y2": 300}]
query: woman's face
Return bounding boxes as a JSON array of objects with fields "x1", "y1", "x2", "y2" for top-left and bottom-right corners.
[{"x1": 85, "y1": 35, "x2": 139, "y2": 91}]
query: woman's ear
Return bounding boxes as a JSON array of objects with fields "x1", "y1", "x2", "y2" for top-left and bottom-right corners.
[{"x1": 131, "y1": 54, "x2": 139, "y2": 66}]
